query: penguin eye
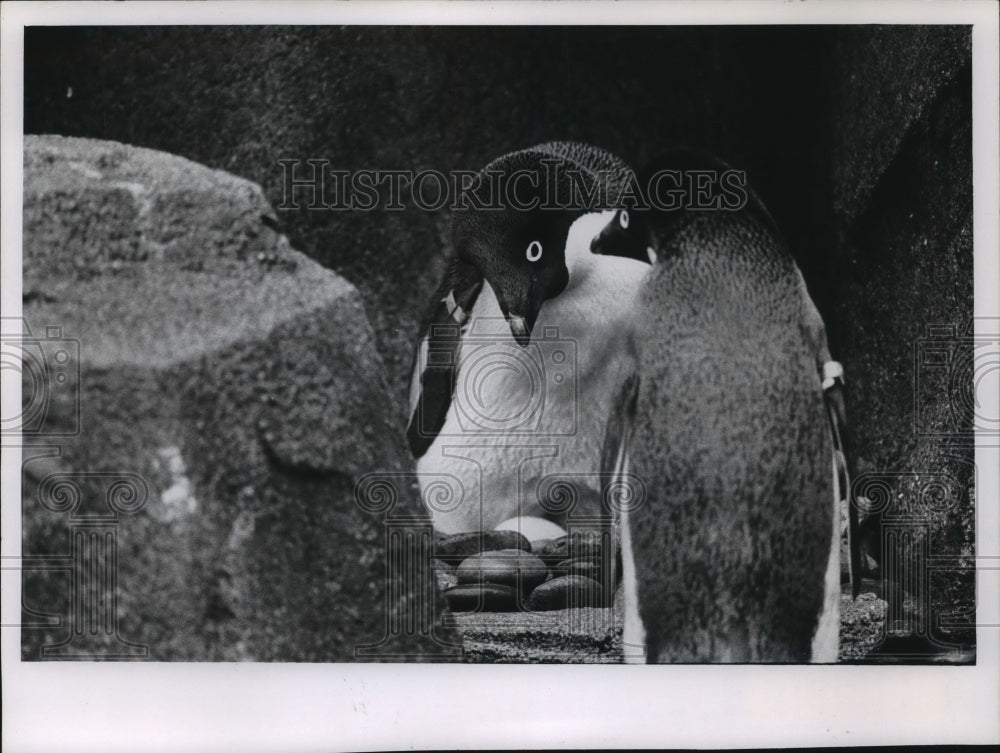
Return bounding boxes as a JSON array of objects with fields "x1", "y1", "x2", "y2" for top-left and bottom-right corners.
[
  {"x1": 526, "y1": 240, "x2": 543, "y2": 262},
  {"x1": 619, "y1": 210, "x2": 630, "y2": 229}
]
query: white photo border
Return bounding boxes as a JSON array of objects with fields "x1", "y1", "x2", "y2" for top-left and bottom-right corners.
[{"x1": 2, "y1": 2, "x2": 998, "y2": 750}]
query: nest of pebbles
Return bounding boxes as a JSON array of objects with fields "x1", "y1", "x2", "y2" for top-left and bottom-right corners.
[{"x1": 434, "y1": 528, "x2": 621, "y2": 614}]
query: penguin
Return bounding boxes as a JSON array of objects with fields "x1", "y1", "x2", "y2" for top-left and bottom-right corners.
[
  {"x1": 407, "y1": 142, "x2": 650, "y2": 535},
  {"x1": 592, "y1": 148, "x2": 844, "y2": 662}
]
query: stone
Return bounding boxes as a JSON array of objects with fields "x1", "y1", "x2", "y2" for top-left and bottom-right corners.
[
  {"x1": 541, "y1": 537, "x2": 569, "y2": 561},
  {"x1": 542, "y1": 531, "x2": 611, "y2": 564},
  {"x1": 493, "y1": 516, "x2": 567, "y2": 543},
  {"x1": 444, "y1": 584, "x2": 520, "y2": 613},
  {"x1": 434, "y1": 530, "x2": 530, "y2": 564},
  {"x1": 450, "y1": 609, "x2": 622, "y2": 663},
  {"x1": 456, "y1": 550, "x2": 549, "y2": 593},
  {"x1": 527, "y1": 575, "x2": 605, "y2": 611},
  {"x1": 430, "y1": 557, "x2": 453, "y2": 571},
  {"x1": 838, "y1": 592, "x2": 888, "y2": 662},
  {"x1": 433, "y1": 561, "x2": 459, "y2": 592},
  {"x1": 19, "y1": 136, "x2": 459, "y2": 662},
  {"x1": 554, "y1": 558, "x2": 605, "y2": 583},
  {"x1": 529, "y1": 539, "x2": 552, "y2": 556}
]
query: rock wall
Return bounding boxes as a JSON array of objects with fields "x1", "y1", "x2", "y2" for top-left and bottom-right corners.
[
  {"x1": 827, "y1": 26, "x2": 975, "y2": 657},
  {"x1": 20, "y1": 135, "x2": 459, "y2": 661}
]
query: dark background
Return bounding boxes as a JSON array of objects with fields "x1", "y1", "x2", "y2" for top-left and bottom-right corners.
[{"x1": 23, "y1": 25, "x2": 976, "y2": 657}]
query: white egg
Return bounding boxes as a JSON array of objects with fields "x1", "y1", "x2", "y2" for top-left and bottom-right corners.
[{"x1": 493, "y1": 515, "x2": 568, "y2": 542}]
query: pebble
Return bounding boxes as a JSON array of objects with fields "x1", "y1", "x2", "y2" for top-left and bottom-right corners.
[
  {"x1": 435, "y1": 530, "x2": 530, "y2": 564},
  {"x1": 542, "y1": 531, "x2": 609, "y2": 563},
  {"x1": 432, "y1": 560, "x2": 459, "y2": 591},
  {"x1": 432, "y1": 528, "x2": 623, "y2": 614},
  {"x1": 444, "y1": 583, "x2": 520, "y2": 612},
  {"x1": 527, "y1": 575, "x2": 605, "y2": 611},
  {"x1": 530, "y1": 538, "x2": 552, "y2": 555},
  {"x1": 456, "y1": 549, "x2": 549, "y2": 592},
  {"x1": 554, "y1": 558, "x2": 606, "y2": 582},
  {"x1": 537, "y1": 538, "x2": 571, "y2": 566},
  {"x1": 493, "y1": 516, "x2": 568, "y2": 542}
]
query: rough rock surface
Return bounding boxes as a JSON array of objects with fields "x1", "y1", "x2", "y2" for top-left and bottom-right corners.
[
  {"x1": 20, "y1": 136, "x2": 459, "y2": 661},
  {"x1": 838, "y1": 593, "x2": 889, "y2": 662},
  {"x1": 831, "y1": 25, "x2": 972, "y2": 222},
  {"x1": 829, "y1": 29, "x2": 975, "y2": 656},
  {"x1": 452, "y1": 609, "x2": 623, "y2": 663}
]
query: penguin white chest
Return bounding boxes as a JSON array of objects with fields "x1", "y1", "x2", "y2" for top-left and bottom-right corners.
[{"x1": 451, "y1": 283, "x2": 582, "y2": 439}]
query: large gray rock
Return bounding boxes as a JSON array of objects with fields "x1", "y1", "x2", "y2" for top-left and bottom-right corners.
[{"x1": 19, "y1": 135, "x2": 460, "y2": 661}]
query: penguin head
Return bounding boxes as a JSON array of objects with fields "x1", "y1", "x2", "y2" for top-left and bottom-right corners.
[
  {"x1": 590, "y1": 206, "x2": 655, "y2": 264},
  {"x1": 452, "y1": 149, "x2": 594, "y2": 346},
  {"x1": 591, "y1": 147, "x2": 759, "y2": 264},
  {"x1": 453, "y1": 204, "x2": 576, "y2": 346}
]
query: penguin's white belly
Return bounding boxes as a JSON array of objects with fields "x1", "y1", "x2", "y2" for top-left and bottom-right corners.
[
  {"x1": 810, "y1": 455, "x2": 843, "y2": 662},
  {"x1": 418, "y1": 249, "x2": 646, "y2": 534}
]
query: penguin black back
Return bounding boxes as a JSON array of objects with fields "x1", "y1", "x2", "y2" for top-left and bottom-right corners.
[{"x1": 601, "y1": 152, "x2": 835, "y2": 662}]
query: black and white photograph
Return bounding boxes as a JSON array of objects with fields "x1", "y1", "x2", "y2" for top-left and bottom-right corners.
[{"x1": 2, "y1": 1, "x2": 998, "y2": 750}]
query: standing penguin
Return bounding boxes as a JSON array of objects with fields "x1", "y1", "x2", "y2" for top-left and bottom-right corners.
[
  {"x1": 592, "y1": 148, "x2": 841, "y2": 662},
  {"x1": 407, "y1": 142, "x2": 650, "y2": 534}
]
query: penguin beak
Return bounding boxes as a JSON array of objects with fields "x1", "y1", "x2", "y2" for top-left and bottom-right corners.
[
  {"x1": 496, "y1": 269, "x2": 565, "y2": 347},
  {"x1": 589, "y1": 224, "x2": 613, "y2": 255},
  {"x1": 591, "y1": 223, "x2": 651, "y2": 264},
  {"x1": 497, "y1": 290, "x2": 541, "y2": 347},
  {"x1": 508, "y1": 315, "x2": 531, "y2": 347}
]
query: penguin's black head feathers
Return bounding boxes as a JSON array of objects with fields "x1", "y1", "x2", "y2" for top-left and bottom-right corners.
[
  {"x1": 453, "y1": 145, "x2": 622, "y2": 345},
  {"x1": 591, "y1": 147, "x2": 776, "y2": 264},
  {"x1": 453, "y1": 203, "x2": 575, "y2": 346},
  {"x1": 590, "y1": 206, "x2": 653, "y2": 263}
]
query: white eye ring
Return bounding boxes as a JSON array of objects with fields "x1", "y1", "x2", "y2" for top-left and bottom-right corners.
[
  {"x1": 619, "y1": 210, "x2": 630, "y2": 229},
  {"x1": 526, "y1": 240, "x2": 543, "y2": 262}
]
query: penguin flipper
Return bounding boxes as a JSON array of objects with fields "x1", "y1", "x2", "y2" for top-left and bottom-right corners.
[{"x1": 405, "y1": 259, "x2": 483, "y2": 459}]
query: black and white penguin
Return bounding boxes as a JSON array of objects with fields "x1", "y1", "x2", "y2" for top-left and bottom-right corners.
[
  {"x1": 593, "y1": 148, "x2": 843, "y2": 662},
  {"x1": 407, "y1": 142, "x2": 650, "y2": 534}
]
